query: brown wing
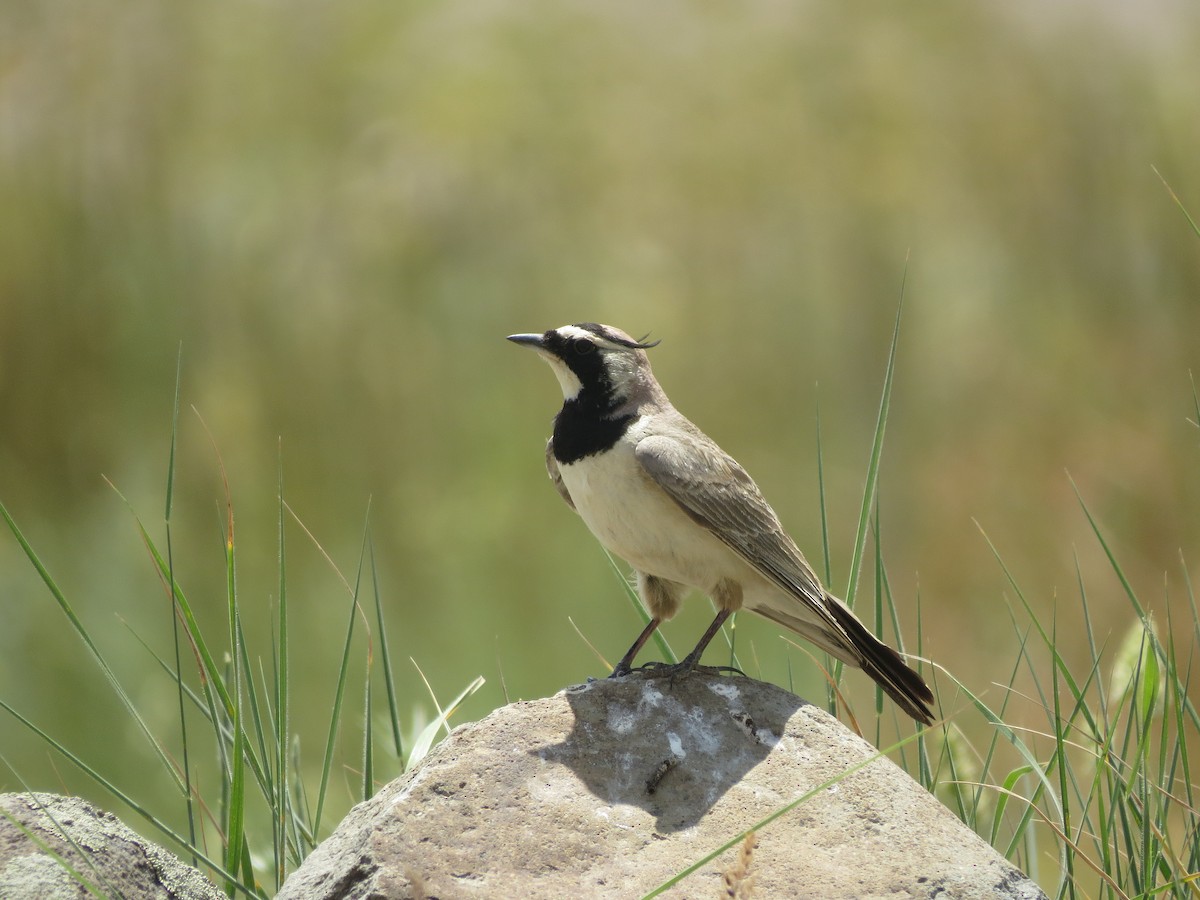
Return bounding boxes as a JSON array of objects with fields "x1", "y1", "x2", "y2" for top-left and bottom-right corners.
[
  {"x1": 545, "y1": 437, "x2": 575, "y2": 510},
  {"x1": 635, "y1": 426, "x2": 934, "y2": 725},
  {"x1": 633, "y1": 429, "x2": 835, "y2": 629}
]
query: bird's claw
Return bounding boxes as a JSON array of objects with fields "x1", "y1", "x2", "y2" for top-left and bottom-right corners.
[{"x1": 627, "y1": 659, "x2": 747, "y2": 688}]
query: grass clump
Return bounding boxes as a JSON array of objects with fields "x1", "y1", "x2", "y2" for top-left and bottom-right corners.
[
  {"x1": 0, "y1": 373, "x2": 484, "y2": 897},
  {"x1": 4, "y1": 210, "x2": 1199, "y2": 894}
]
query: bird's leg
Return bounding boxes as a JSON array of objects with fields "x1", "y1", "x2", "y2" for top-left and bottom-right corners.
[
  {"x1": 674, "y1": 608, "x2": 733, "y2": 676},
  {"x1": 636, "y1": 608, "x2": 739, "y2": 680},
  {"x1": 609, "y1": 617, "x2": 662, "y2": 678}
]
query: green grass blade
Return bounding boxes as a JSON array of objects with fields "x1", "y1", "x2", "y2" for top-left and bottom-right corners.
[
  {"x1": 105, "y1": 481, "x2": 239, "y2": 722},
  {"x1": 370, "y1": 537, "x2": 404, "y2": 762},
  {"x1": 164, "y1": 346, "x2": 198, "y2": 861},
  {"x1": 235, "y1": 612, "x2": 273, "y2": 795},
  {"x1": 224, "y1": 693, "x2": 247, "y2": 895},
  {"x1": 165, "y1": 344, "x2": 183, "y2": 521},
  {"x1": 1069, "y1": 475, "x2": 1145, "y2": 617},
  {"x1": 223, "y1": 533, "x2": 247, "y2": 894},
  {"x1": 1050, "y1": 610, "x2": 1077, "y2": 898},
  {"x1": 1071, "y1": 477, "x2": 1200, "y2": 736},
  {"x1": 844, "y1": 264, "x2": 906, "y2": 607},
  {"x1": 363, "y1": 674, "x2": 375, "y2": 802},
  {"x1": 0, "y1": 499, "x2": 185, "y2": 794},
  {"x1": 274, "y1": 451, "x2": 290, "y2": 890},
  {"x1": 981, "y1": 622, "x2": 1033, "y2": 846},
  {"x1": 120, "y1": 620, "x2": 212, "y2": 719},
  {"x1": 314, "y1": 509, "x2": 371, "y2": 834},
  {"x1": 1152, "y1": 165, "x2": 1200, "y2": 240},
  {"x1": 992, "y1": 764, "x2": 1034, "y2": 847},
  {"x1": 814, "y1": 391, "x2": 832, "y2": 588},
  {"x1": 404, "y1": 671, "x2": 486, "y2": 770},
  {"x1": 871, "y1": 513, "x2": 885, "y2": 740},
  {"x1": 1189, "y1": 371, "x2": 1200, "y2": 434},
  {"x1": 288, "y1": 736, "x2": 315, "y2": 859},
  {"x1": 814, "y1": 393, "x2": 839, "y2": 721},
  {"x1": 935, "y1": 665, "x2": 1065, "y2": 831},
  {"x1": 312, "y1": 591, "x2": 359, "y2": 836}
]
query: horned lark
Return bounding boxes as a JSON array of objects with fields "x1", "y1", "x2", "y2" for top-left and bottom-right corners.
[{"x1": 509, "y1": 323, "x2": 933, "y2": 724}]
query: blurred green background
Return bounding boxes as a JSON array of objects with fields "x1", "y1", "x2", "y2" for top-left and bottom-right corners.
[{"x1": 1, "y1": 0, "x2": 1198, "y2": 867}]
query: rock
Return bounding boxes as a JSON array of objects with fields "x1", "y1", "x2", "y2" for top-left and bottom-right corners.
[
  {"x1": 279, "y1": 672, "x2": 1046, "y2": 899},
  {"x1": 0, "y1": 792, "x2": 223, "y2": 900}
]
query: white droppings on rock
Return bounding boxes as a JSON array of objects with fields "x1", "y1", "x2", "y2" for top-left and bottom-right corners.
[
  {"x1": 685, "y1": 711, "x2": 722, "y2": 755},
  {"x1": 607, "y1": 706, "x2": 637, "y2": 734},
  {"x1": 666, "y1": 732, "x2": 684, "y2": 758},
  {"x1": 639, "y1": 680, "x2": 665, "y2": 707},
  {"x1": 707, "y1": 680, "x2": 741, "y2": 701}
]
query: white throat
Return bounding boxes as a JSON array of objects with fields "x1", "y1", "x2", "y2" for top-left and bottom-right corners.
[{"x1": 539, "y1": 354, "x2": 583, "y2": 400}]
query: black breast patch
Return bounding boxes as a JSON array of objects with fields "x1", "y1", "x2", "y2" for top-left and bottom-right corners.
[{"x1": 552, "y1": 401, "x2": 635, "y2": 464}]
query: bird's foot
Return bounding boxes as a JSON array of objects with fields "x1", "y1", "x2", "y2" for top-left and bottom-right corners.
[
  {"x1": 607, "y1": 662, "x2": 634, "y2": 679},
  {"x1": 629, "y1": 660, "x2": 679, "y2": 675},
  {"x1": 697, "y1": 664, "x2": 747, "y2": 677},
  {"x1": 631, "y1": 659, "x2": 746, "y2": 686}
]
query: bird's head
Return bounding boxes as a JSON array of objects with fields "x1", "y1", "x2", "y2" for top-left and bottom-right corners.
[{"x1": 507, "y1": 323, "x2": 662, "y2": 407}]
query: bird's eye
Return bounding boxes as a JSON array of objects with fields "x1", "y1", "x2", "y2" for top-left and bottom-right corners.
[{"x1": 573, "y1": 340, "x2": 596, "y2": 356}]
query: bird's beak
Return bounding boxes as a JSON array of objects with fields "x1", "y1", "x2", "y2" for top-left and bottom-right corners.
[{"x1": 507, "y1": 333, "x2": 546, "y2": 349}]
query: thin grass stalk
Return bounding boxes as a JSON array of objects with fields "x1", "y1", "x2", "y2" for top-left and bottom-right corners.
[
  {"x1": 604, "y1": 549, "x2": 675, "y2": 665},
  {"x1": 1168, "y1": 564, "x2": 1197, "y2": 816},
  {"x1": 223, "y1": 529, "x2": 248, "y2": 895},
  {"x1": 370, "y1": 537, "x2": 405, "y2": 762},
  {"x1": 1153, "y1": 165, "x2": 1200, "y2": 240},
  {"x1": 1050, "y1": 610, "x2": 1077, "y2": 898},
  {"x1": 236, "y1": 613, "x2": 273, "y2": 802},
  {"x1": 363, "y1": 673, "x2": 374, "y2": 802},
  {"x1": 843, "y1": 278, "x2": 904, "y2": 609},
  {"x1": 164, "y1": 347, "x2": 197, "y2": 862},
  {"x1": 935, "y1": 665, "x2": 1066, "y2": 865},
  {"x1": 290, "y1": 736, "x2": 314, "y2": 858},
  {"x1": 814, "y1": 394, "x2": 837, "y2": 719},
  {"x1": 137, "y1": 517, "x2": 238, "y2": 709},
  {"x1": 982, "y1": 620, "x2": 1032, "y2": 848},
  {"x1": 274, "y1": 454, "x2": 290, "y2": 889},
  {"x1": 314, "y1": 511, "x2": 371, "y2": 834},
  {"x1": 914, "y1": 592, "x2": 933, "y2": 794},
  {"x1": 872, "y1": 512, "x2": 885, "y2": 743},
  {"x1": 834, "y1": 282, "x2": 904, "y2": 699},
  {"x1": 312, "y1": 584, "x2": 359, "y2": 835},
  {"x1": 0, "y1": 501, "x2": 185, "y2": 794}
]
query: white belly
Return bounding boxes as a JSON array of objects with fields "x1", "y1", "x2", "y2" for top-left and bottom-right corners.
[{"x1": 559, "y1": 425, "x2": 744, "y2": 591}]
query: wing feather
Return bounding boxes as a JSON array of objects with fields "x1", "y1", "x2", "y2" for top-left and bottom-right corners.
[
  {"x1": 545, "y1": 437, "x2": 576, "y2": 510},
  {"x1": 634, "y1": 429, "x2": 834, "y2": 628},
  {"x1": 635, "y1": 426, "x2": 934, "y2": 725}
]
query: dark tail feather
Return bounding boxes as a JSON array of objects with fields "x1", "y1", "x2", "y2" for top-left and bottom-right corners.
[{"x1": 827, "y1": 599, "x2": 934, "y2": 725}]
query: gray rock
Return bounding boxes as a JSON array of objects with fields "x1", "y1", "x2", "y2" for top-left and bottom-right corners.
[
  {"x1": 0, "y1": 792, "x2": 223, "y2": 900},
  {"x1": 279, "y1": 672, "x2": 1046, "y2": 899}
]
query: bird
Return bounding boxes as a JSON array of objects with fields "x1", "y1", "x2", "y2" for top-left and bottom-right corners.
[{"x1": 508, "y1": 322, "x2": 934, "y2": 725}]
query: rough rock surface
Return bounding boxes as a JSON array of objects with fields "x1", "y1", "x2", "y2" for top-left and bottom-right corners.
[
  {"x1": 0, "y1": 792, "x2": 223, "y2": 900},
  {"x1": 279, "y1": 672, "x2": 1046, "y2": 899}
]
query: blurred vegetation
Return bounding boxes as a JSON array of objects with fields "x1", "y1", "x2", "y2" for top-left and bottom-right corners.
[{"x1": 1, "y1": 0, "x2": 1198, "y2": 887}]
